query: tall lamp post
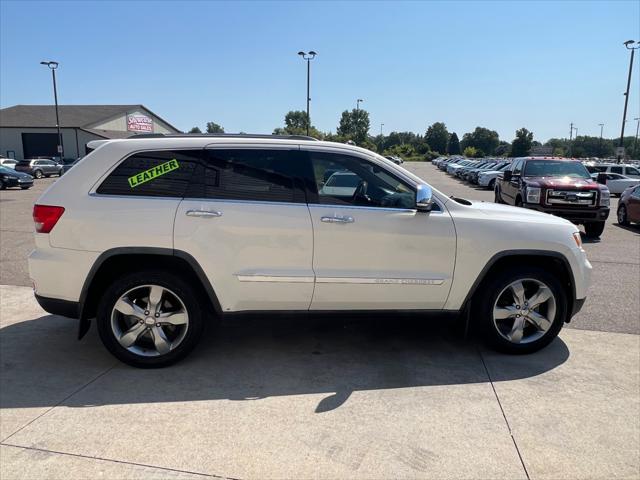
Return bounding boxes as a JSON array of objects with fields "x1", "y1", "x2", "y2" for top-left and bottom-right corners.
[
  {"x1": 618, "y1": 40, "x2": 640, "y2": 163},
  {"x1": 355, "y1": 99, "x2": 363, "y2": 141},
  {"x1": 568, "y1": 123, "x2": 577, "y2": 157},
  {"x1": 297, "y1": 51, "x2": 317, "y2": 136},
  {"x1": 380, "y1": 123, "x2": 384, "y2": 136},
  {"x1": 40, "y1": 61, "x2": 64, "y2": 160}
]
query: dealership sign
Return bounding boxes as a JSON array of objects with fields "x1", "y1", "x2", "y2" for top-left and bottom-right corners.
[{"x1": 127, "y1": 114, "x2": 154, "y2": 133}]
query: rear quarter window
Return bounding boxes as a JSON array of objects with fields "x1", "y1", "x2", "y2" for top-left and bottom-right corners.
[{"x1": 96, "y1": 150, "x2": 199, "y2": 197}]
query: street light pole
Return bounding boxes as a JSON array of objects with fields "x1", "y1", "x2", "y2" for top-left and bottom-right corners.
[
  {"x1": 380, "y1": 123, "x2": 384, "y2": 136},
  {"x1": 568, "y1": 123, "x2": 577, "y2": 157},
  {"x1": 618, "y1": 40, "x2": 640, "y2": 163},
  {"x1": 355, "y1": 99, "x2": 363, "y2": 141},
  {"x1": 598, "y1": 123, "x2": 604, "y2": 158},
  {"x1": 297, "y1": 51, "x2": 317, "y2": 136},
  {"x1": 40, "y1": 61, "x2": 64, "y2": 160}
]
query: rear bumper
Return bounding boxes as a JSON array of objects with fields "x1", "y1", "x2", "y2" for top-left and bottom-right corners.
[
  {"x1": 571, "y1": 297, "x2": 586, "y2": 318},
  {"x1": 522, "y1": 203, "x2": 610, "y2": 223},
  {"x1": 35, "y1": 293, "x2": 79, "y2": 319}
]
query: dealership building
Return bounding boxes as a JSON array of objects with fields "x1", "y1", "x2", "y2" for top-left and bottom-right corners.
[{"x1": 0, "y1": 104, "x2": 182, "y2": 160}]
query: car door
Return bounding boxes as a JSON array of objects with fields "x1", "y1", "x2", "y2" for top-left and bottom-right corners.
[
  {"x1": 174, "y1": 146, "x2": 315, "y2": 312},
  {"x1": 502, "y1": 159, "x2": 522, "y2": 201},
  {"x1": 623, "y1": 166, "x2": 640, "y2": 179},
  {"x1": 304, "y1": 147, "x2": 456, "y2": 310},
  {"x1": 628, "y1": 186, "x2": 640, "y2": 222}
]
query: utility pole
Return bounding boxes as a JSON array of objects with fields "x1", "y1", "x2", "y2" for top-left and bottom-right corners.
[
  {"x1": 380, "y1": 123, "x2": 384, "y2": 136},
  {"x1": 634, "y1": 117, "x2": 640, "y2": 159},
  {"x1": 568, "y1": 123, "x2": 574, "y2": 157},
  {"x1": 618, "y1": 40, "x2": 639, "y2": 163},
  {"x1": 598, "y1": 123, "x2": 604, "y2": 158}
]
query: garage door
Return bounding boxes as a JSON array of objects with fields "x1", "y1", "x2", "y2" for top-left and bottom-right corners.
[{"x1": 22, "y1": 133, "x2": 59, "y2": 158}]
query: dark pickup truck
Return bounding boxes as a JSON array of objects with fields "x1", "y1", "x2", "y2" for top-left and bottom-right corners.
[{"x1": 495, "y1": 157, "x2": 610, "y2": 238}]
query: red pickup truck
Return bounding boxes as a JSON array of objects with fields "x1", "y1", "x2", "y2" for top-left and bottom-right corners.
[{"x1": 494, "y1": 157, "x2": 610, "y2": 238}]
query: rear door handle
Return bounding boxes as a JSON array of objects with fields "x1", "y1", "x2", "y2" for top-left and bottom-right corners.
[
  {"x1": 186, "y1": 209, "x2": 222, "y2": 218},
  {"x1": 321, "y1": 215, "x2": 354, "y2": 224}
]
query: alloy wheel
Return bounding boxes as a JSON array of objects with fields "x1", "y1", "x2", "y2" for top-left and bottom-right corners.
[
  {"x1": 492, "y1": 278, "x2": 556, "y2": 344},
  {"x1": 110, "y1": 284, "x2": 189, "y2": 357},
  {"x1": 618, "y1": 206, "x2": 627, "y2": 224}
]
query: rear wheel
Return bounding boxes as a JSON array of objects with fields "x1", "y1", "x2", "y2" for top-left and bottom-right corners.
[
  {"x1": 97, "y1": 270, "x2": 205, "y2": 368},
  {"x1": 584, "y1": 221, "x2": 605, "y2": 238},
  {"x1": 617, "y1": 205, "x2": 629, "y2": 226},
  {"x1": 33, "y1": 170, "x2": 43, "y2": 179},
  {"x1": 494, "y1": 187, "x2": 503, "y2": 203},
  {"x1": 478, "y1": 267, "x2": 567, "y2": 354}
]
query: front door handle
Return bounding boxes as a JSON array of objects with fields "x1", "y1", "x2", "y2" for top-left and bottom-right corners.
[
  {"x1": 186, "y1": 209, "x2": 222, "y2": 218},
  {"x1": 321, "y1": 215, "x2": 354, "y2": 224}
]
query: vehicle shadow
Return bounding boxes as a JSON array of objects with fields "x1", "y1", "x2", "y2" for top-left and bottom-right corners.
[
  {"x1": 0, "y1": 313, "x2": 570, "y2": 413},
  {"x1": 613, "y1": 223, "x2": 640, "y2": 235}
]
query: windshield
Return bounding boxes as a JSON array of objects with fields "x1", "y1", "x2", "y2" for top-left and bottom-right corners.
[
  {"x1": 524, "y1": 160, "x2": 591, "y2": 179},
  {"x1": 0, "y1": 166, "x2": 15, "y2": 174}
]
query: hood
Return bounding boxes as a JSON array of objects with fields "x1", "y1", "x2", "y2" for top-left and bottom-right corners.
[
  {"x1": 523, "y1": 176, "x2": 601, "y2": 190},
  {"x1": 459, "y1": 200, "x2": 576, "y2": 227}
]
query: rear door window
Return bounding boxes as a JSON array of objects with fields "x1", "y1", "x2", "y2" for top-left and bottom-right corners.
[
  {"x1": 97, "y1": 150, "x2": 200, "y2": 197},
  {"x1": 625, "y1": 167, "x2": 640, "y2": 176},
  {"x1": 186, "y1": 149, "x2": 308, "y2": 203},
  {"x1": 610, "y1": 166, "x2": 623, "y2": 174}
]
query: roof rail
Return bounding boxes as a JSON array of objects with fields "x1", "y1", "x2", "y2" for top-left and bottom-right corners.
[{"x1": 131, "y1": 133, "x2": 320, "y2": 141}]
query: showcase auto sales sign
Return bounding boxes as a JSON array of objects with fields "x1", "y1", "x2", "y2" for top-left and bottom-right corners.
[{"x1": 127, "y1": 114, "x2": 154, "y2": 133}]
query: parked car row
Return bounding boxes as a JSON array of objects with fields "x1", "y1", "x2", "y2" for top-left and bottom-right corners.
[{"x1": 432, "y1": 155, "x2": 640, "y2": 237}]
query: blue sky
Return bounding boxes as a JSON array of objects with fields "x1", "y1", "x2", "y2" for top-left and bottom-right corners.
[{"x1": 1, "y1": 0, "x2": 639, "y2": 142}]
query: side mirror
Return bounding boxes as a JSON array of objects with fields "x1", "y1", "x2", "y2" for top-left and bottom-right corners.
[
  {"x1": 596, "y1": 173, "x2": 607, "y2": 185},
  {"x1": 503, "y1": 171, "x2": 513, "y2": 182},
  {"x1": 416, "y1": 184, "x2": 433, "y2": 212}
]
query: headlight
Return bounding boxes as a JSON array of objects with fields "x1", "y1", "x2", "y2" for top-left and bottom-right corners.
[
  {"x1": 599, "y1": 189, "x2": 610, "y2": 207},
  {"x1": 526, "y1": 186, "x2": 541, "y2": 203}
]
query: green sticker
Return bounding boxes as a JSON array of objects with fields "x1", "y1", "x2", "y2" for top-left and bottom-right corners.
[{"x1": 128, "y1": 159, "x2": 179, "y2": 188}]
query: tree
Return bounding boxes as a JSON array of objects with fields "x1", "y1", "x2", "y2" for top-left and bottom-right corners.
[
  {"x1": 463, "y1": 146, "x2": 479, "y2": 157},
  {"x1": 274, "y1": 110, "x2": 323, "y2": 138},
  {"x1": 425, "y1": 122, "x2": 449, "y2": 154},
  {"x1": 188, "y1": 126, "x2": 202, "y2": 134},
  {"x1": 336, "y1": 109, "x2": 370, "y2": 144},
  {"x1": 447, "y1": 132, "x2": 461, "y2": 155},
  {"x1": 510, "y1": 128, "x2": 534, "y2": 157},
  {"x1": 460, "y1": 127, "x2": 500, "y2": 156},
  {"x1": 206, "y1": 122, "x2": 224, "y2": 134},
  {"x1": 494, "y1": 141, "x2": 511, "y2": 156}
]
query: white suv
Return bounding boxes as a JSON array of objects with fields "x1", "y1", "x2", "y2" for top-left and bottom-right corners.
[{"x1": 29, "y1": 135, "x2": 592, "y2": 367}]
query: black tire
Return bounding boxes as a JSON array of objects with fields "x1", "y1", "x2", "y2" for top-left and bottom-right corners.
[
  {"x1": 617, "y1": 205, "x2": 629, "y2": 226},
  {"x1": 0, "y1": 180, "x2": 5, "y2": 190},
  {"x1": 477, "y1": 266, "x2": 567, "y2": 354},
  {"x1": 20, "y1": 186, "x2": 31, "y2": 190},
  {"x1": 97, "y1": 270, "x2": 205, "y2": 368},
  {"x1": 515, "y1": 196, "x2": 523, "y2": 207},
  {"x1": 494, "y1": 187, "x2": 503, "y2": 203},
  {"x1": 33, "y1": 170, "x2": 43, "y2": 179},
  {"x1": 584, "y1": 221, "x2": 605, "y2": 238},
  {"x1": 488, "y1": 179, "x2": 496, "y2": 190}
]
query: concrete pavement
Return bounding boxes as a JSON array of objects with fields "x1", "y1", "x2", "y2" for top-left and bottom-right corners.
[{"x1": 1, "y1": 284, "x2": 639, "y2": 479}]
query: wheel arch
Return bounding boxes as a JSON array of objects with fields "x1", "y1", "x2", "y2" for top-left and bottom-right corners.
[
  {"x1": 462, "y1": 250, "x2": 576, "y2": 323},
  {"x1": 78, "y1": 247, "x2": 222, "y2": 339}
]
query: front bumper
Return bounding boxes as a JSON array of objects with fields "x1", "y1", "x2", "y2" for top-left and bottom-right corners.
[{"x1": 522, "y1": 203, "x2": 610, "y2": 224}]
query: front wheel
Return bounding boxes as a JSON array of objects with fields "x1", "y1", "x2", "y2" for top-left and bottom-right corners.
[
  {"x1": 617, "y1": 205, "x2": 629, "y2": 226},
  {"x1": 97, "y1": 270, "x2": 205, "y2": 368},
  {"x1": 478, "y1": 267, "x2": 567, "y2": 354},
  {"x1": 33, "y1": 170, "x2": 43, "y2": 179},
  {"x1": 584, "y1": 221, "x2": 605, "y2": 238}
]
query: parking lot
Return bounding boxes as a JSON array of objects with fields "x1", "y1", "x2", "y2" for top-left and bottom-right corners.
[{"x1": 1, "y1": 163, "x2": 639, "y2": 479}]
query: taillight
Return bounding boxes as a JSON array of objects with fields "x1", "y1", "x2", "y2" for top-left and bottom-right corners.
[{"x1": 33, "y1": 205, "x2": 65, "y2": 233}]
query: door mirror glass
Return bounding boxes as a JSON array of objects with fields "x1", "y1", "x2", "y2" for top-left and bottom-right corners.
[
  {"x1": 503, "y1": 171, "x2": 513, "y2": 182},
  {"x1": 416, "y1": 184, "x2": 433, "y2": 212}
]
